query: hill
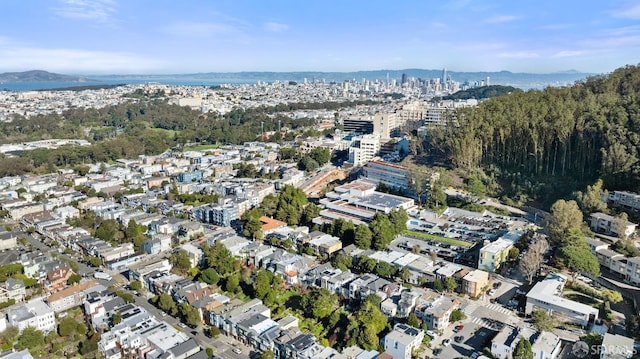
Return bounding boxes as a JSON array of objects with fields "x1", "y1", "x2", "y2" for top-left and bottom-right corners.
[
  {"x1": 0, "y1": 70, "x2": 90, "y2": 83},
  {"x1": 431, "y1": 65, "x2": 640, "y2": 206},
  {"x1": 442, "y1": 85, "x2": 519, "y2": 100}
]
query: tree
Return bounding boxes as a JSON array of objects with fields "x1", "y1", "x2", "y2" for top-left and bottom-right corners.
[
  {"x1": 514, "y1": 338, "x2": 534, "y2": 359},
  {"x1": 129, "y1": 280, "x2": 142, "y2": 291},
  {"x1": 398, "y1": 267, "x2": 411, "y2": 283},
  {"x1": 430, "y1": 251, "x2": 438, "y2": 266},
  {"x1": 206, "y1": 347, "x2": 215, "y2": 358},
  {"x1": 560, "y1": 241, "x2": 600, "y2": 276},
  {"x1": 111, "y1": 312, "x2": 122, "y2": 325},
  {"x1": 16, "y1": 327, "x2": 44, "y2": 350},
  {"x1": 302, "y1": 289, "x2": 338, "y2": 320},
  {"x1": 116, "y1": 290, "x2": 135, "y2": 304},
  {"x1": 67, "y1": 273, "x2": 81, "y2": 285},
  {"x1": 347, "y1": 296, "x2": 388, "y2": 350},
  {"x1": 225, "y1": 274, "x2": 240, "y2": 293},
  {"x1": 261, "y1": 350, "x2": 276, "y2": 359},
  {"x1": 58, "y1": 317, "x2": 81, "y2": 337},
  {"x1": 407, "y1": 312, "x2": 420, "y2": 328},
  {"x1": 179, "y1": 302, "x2": 201, "y2": 327},
  {"x1": 466, "y1": 176, "x2": 487, "y2": 197},
  {"x1": 444, "y1": 276, "x2": 457, "y2": 292},
  {"x1": 209, "y1": 326, "x2": 221, "y2": 338},
  {"x1": 253, "y1": 270, "x2": 273, "y2": 300},
  {"x1": 203, "y1": 241, "x2": 236, "y2": 276},
  {"x1": 389, "y1": 208, "x2": 409, "y2": 234},
  {"x1": 374, "y1": 261, "x2": 398, "y2": 279},
  {"x1": 354, "y1": 224, "x2": 373, "y2": 249},
  {"x1": 615, "y1": 212, "x2": 630, "y2": 240},
  {"x1": 427, "y1": 184, "x2": 447, "y2": 210},
  {"x1": 602, "y1": 289, "x2": 623, "y2": 303},
  {"x1": 433, "y1": 279, "x2": 444, "y2": 292},
  {"x1": 157, "y1": 293, "x2": 178, "y2": 316},
  {"x1": 547, "y1": 200, "x2": 584, "y2": 244},
  {"x1": 170, "y1": 249, "x2": 192, "y2": 275},
  {"x1": 531, "y1": 309, "x2": 554, "y2": 332},
  {"x1": 576, "y1": 179, "x2": 608, "y2": 215},
  {"x1": 508, "y1": 247, "x2": 520, "y2": 261},
  {"x1": 519, "y1": 252, "x2": 540, "y2": 285},
  {"x1": 199, "y1": 268, "x2": 220, "y2": 285},
  {"x1": 369, "y1": 213, "x2": 395, "y2": 250},
  {"x1": 450, "y1": 309, "x2": 466, "y2": 322}
]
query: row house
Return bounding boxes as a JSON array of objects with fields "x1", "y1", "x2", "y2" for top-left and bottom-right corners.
[
  {"x1": 147, "y1": 271, "x2": 185, "y2": 295},
  {"x1": 7, "y1": 298, "x2": 55, "y2": 333},
  {"x1": 419, "y1": 296, "x2": 460, "y2": 331},
  {"x1": 142, "y1": 234, "x2": 172, "y2": 255},
  {"x1": 261, "y1": 248, "x2": 315, "y2": 285},
  {"x1": 149, "y1": 217, "x2": 189, "y2": 236},
  {"x1": 84, "y1": 289, "x2": 126, "y2": 330},
  {"x1": 303, "y1": 231, "x2": 343, "y2": 257},
  {"x1": 0, "y1": 279, "x2": 26, "y2": 304},
  {"x1": 587, "y1": 237, "x2": 640, "y2": 285},
  {"x1": 0, "y1": 231, "x2": 18, "y2": 251},
  {"x1": 607, "y1": 190, "x2": 640, "y2": 212},
  {"x1": 590, "y1": 212, "x2": 637, "y2": 238},
  {"x1": 46, "y1": 280, "x2": 100, "y2": 313},
  {"x1": 45, "y1": 265, "x2": 73, "y2": 293},
  {"x1": 129, "y1": 259, "x2": 172, "y2": 284},
  {"x1": 348, "y1": 273, "x2": 401, "y2": 302}
]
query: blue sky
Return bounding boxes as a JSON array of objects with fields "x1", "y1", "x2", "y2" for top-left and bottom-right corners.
[{"x1": 1, "y1": 0, "x2": 639, "y2": 74}]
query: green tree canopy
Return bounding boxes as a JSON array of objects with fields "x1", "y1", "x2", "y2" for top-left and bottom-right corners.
[
  {"x1": 514, "y1": 338, "x2": 534, "y2": 359},
  {"x1": 199, "y1": 268, "x2": 220, "y2": 285},
  {"x1": 302, "y1": 289, "x2": 339, "y2": 320},
  {"x1": 355, "y1": 224, "x2": 373, "y2": 249},
  {"x1": 170, "y1": 249, "x2": 192, "y2": 275},
  {"x1": 369, "y1": 213, "x2": 395, "y2": 250}
]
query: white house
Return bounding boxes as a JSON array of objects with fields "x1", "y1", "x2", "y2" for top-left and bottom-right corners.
[
  {"x1": 7, "y1": 298, "x2": 55, "y2": 333},
  {"x1": 383, "y1": 323, "x2": 425, "y2": 359}
]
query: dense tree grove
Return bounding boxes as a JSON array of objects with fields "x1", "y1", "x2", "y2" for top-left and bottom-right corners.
[{"x1": 431, "y1": 65, "x2": 640, "y2": 204}]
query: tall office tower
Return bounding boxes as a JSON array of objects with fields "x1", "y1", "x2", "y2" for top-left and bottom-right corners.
[
  {"x1": 442, "y1": 68, "x2": 447, "y2": 85},
  {"x1": 486, "y1": 76, "x2": 490, "y2": 86},
  {"x1": 401, "y1": 73, "x2": 408, "y2": 85}
]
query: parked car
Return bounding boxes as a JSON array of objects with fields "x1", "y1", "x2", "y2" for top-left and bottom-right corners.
[
  {"x1": 488, "y1": 288, "x2": 497, "y2": 296},
  {"x1": 433, "y1": 348, "x2": 442, "y2": 356},
  {"x1": 454, "y1": 335, "x2": 465, "y2": 343},
  {"x1": 470, "y1": 352, "x2": 480, "y2": 359},
  {"x1": 453, "y1": 325, "x2": 464, "y2": 333},
  {"x1": 442, "y1": 339, "x2": 451, "y2": 346},
  {"x1": 232, "y1": 348, "x2": 242, "y2": 354},
  {"x1": 493, "y1": 281, "x2": 502, "y2": 289},
  {"x1": 426, "y1": 330, "x2": 438, "y2": 339}
]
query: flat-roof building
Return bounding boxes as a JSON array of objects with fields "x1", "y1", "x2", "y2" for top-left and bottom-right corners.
[{"x1": 525, "y1": 273, "x2": 598, "y2": 327}]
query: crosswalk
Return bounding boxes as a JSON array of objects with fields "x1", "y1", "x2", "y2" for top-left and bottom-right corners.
[
  {"x1": 471, "y1": 316, "x2": 506, "y2": 330},
  {"x1": 486, "y1": 303, "x2": 512, "y2": 315}
]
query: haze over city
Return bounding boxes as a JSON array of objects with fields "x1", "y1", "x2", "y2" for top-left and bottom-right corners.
[{"x1": 2, "y1": 0, "x2": 639, "y2": 75}]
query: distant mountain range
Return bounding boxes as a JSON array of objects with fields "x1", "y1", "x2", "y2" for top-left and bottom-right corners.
[
  {"x1": 0, "y1": 70, "x2": 91, "y2": 83},
  {"x1": 1, "y1": 68, "x2": 598, "y2": 89}
]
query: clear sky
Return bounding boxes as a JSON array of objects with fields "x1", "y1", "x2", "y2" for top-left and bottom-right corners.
[{"x1": 1, "y1": 0, "x2": 639, "y2": 75}]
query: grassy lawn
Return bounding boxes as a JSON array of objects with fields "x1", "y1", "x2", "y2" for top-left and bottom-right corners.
[
  {"x1": 185, "y1": 143, "x2": 221, "y2": 151},
  {"x1": 402, "y1": 230, "x2": 473, "y2": 248},
  {"x1": 149, "y1": 127, "x2": 180, "y2": 137},
  {"x1": 564, "y1": 292, "x2": 601, "y2": 308}
]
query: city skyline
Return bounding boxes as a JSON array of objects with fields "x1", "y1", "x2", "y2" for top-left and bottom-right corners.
[{"x1": 1, "y1": 0, "x2": 639, "y2": 75}]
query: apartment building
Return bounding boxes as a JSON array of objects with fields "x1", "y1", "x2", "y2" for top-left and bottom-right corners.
[
  {"x1": 525, "y1": 273, "x2": 598, "y2": 327},
  {"x1": 590, "y1": 212, "x2": 637, "y2": 238},
  {"x1": 383, "y1": 323, "x2": 425, "y2": 359},
  {"x1": 607, "y1": 191, "x2": 640, "y2": 212},
  {"x1": 349, "y1": 133, "x2": 381, "y2": 166}
]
